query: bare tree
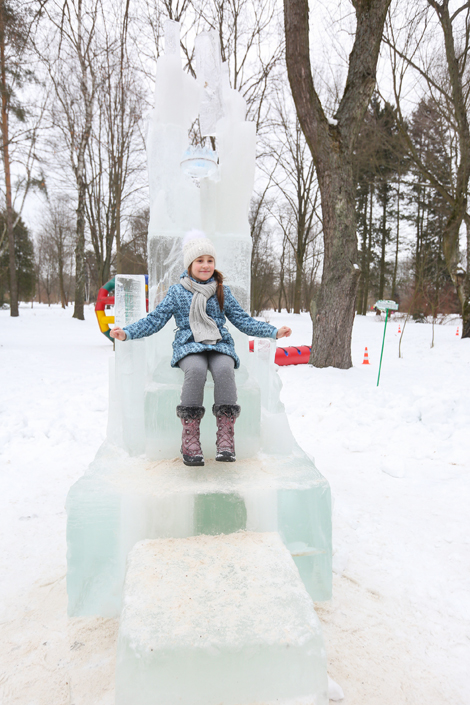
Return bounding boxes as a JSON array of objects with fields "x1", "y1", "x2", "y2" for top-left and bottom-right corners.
[
  {"x1": 39, "y1": 196, "x2": 74, "y2": 307},
  {"x1": 284, "y1": 0, "x2": 391, "y2": 368},
  {"x1": 249, "y1": 195, "x2": 278, "y2": 315},
  {"x1": 385, "y1": 0, "x2": 470, "y2": 337},
  {"x1": 41, "y1": 0, "x2": 99, "y2": 320},
  {"x1": 36, "y1": 231, "x2": 57, "y2": 305},
  {"x1": 265, "y1": 101, "x2": 322, "y2": 314},
  {"x1": 85, "y1": 0, "x2": 146, "y2": 284}
]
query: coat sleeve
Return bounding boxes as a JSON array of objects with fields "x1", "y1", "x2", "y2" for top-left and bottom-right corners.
[
  {"x1": 223, "y1": 286, "x2": 277, "y2": 339},
  {"x1": 123, "y1": 288, "x2": 175, "y2": 340}
]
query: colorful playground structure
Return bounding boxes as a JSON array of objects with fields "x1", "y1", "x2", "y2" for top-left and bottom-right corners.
[
  {"x1": 95, "y1": 276, "x2": 149, "y2": 341},
  {"x1": 95, "y1": 278, "x2": 117, "y2": 341},
  {"x1": 96, "y1": 277, "x2": 311, "y2": 365}
]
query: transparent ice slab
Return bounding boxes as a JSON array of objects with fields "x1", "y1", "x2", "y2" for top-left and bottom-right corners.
[
  {"x1": 114, "y1": 275, "x2": 146, "y2": 329},
  {"x1": 66, "y1": 443, "x2": 332, "y2": 617},
  {"x1": 113, "y1": 275, "x2": 147, "y2": 456},
  {"x1": 115, "y1": 533, "x2": 328, "y2": 705}
]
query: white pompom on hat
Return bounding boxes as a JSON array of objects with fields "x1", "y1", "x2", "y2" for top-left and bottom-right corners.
[{"x1": 182, "y1": 229, "x2": 217, "y2": 270}]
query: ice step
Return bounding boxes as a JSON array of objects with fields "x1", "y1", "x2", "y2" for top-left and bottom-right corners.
[
  {"x1": 144, "y1": 372, "x2": 261, "y2": 460},
  {"x1": 115, "y1": 533, "x2": 328, "y2": 705},
  {"x1": 66, "y1": 442, "x2": 332, "y2": 617}
]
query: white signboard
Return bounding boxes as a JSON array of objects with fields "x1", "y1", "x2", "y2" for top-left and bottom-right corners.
[{"x1": 375, "y1": 299, "x2": 399, "y2": 312}]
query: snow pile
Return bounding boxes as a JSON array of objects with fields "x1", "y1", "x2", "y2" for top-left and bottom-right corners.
[
  {"x1": 270, "y1": 310, "x2": 470, "y2": 703},
  {"x1": 1, "y1": 305, "x2": 469, "y2": 704}
]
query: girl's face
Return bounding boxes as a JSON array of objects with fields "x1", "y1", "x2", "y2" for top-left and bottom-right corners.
[{"x1": 190, "y1": 255, "x2": 215, "y2": 282}]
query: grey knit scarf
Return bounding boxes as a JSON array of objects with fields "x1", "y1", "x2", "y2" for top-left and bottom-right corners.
[{"x1": 181, "y1": 277, "x2": 222, "y2": 345}]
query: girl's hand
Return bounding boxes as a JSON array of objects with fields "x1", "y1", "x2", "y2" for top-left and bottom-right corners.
[
  {"x1": 110, "y1": 327, "x2": 126, "y2": 341},
  {"x1": 276, "y1": 326, "x2": 292, "y2": 339}
]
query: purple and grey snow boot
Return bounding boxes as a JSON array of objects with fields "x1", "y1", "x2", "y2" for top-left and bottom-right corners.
[
  {"x1": 176, "y1": 405, "x2": 205, "y2": 467},
  {"x1": 213, "y1": 404, "x2": 241, "y2": 462}
]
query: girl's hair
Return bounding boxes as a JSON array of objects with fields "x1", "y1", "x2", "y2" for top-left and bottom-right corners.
[
  {"x1": 188, "y1": 264, "x2": 225, "y2": 310},
  {"x1": 213, "y1": 269, "x2": 224, "y2": 310}
]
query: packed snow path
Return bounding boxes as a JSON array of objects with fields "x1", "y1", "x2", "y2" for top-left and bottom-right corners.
[{"x1": 0, "y1": 304, "x2": 468, "y2": 704}]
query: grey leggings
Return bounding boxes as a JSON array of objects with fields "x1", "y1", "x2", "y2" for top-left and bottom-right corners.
[{"x1": 178, "y1": 352, "x2": 237, "y2": 407}]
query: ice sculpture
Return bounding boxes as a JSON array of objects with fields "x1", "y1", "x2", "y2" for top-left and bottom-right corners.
[
  {"x1": 66, "y1": 19, "x2": 332, "y2": 631},
  {"x1": 116, "y1": 534, "x2": 328, "y2": 705},
  {"x1": 111, "y1": 275, "x2": 147, "y2": 455}
]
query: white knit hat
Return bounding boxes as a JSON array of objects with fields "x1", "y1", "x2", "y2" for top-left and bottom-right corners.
[{"x1": 182, "y1": 229, "x2": 217, "y2": 269}]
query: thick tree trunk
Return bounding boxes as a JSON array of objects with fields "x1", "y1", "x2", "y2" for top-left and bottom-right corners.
[
  {"x1": 284, "y1": 0, "x2": 391, "y2": 368},
  {"x1": 311, "y1": 155, "x2": 360, "y2": 367}
]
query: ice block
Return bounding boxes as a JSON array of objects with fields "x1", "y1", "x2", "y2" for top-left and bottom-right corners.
[
  {"x1": 115, "y1": 533, "x2": 328, "y2": 705},
  {"x1": 66, "y1": 443, "x2": 332, "y2": 617},
  {"x1": 113, "y1": 275, "x2": 147, "y2": 456}
]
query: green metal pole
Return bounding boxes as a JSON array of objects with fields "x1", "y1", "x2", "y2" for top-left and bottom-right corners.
[{"x1": 377, "y1": 308, "x2": 389, "y2": 387}]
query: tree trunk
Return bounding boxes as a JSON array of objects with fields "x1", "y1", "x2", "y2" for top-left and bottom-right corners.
[
  {"x1": 362, "y1": 184, "x2": 373, "y2": 313},
  {"x1": 284, "y1": 0, "x2": 391, "y2": 368},
  {"x1": 0, "y1": 0, "x2": 18, "y2": 317},
  {"x1": 73, "y1": 178, "x2": 86, "y2": 319},
  {"x1": 356, "y1": 187, "x2": 367, "y2": 315},
  {"x1": 4, "y1": 166, "x2": 17, "y2": 315},
  {"x1": 391, "y1": 176, "x2": 400, "y2": 297},
  {"x1": 293, "y1": 263, "x2": 302, "y2": 313},
  {"x1": 293, "y1": 237, "x2": 306, "y2": 314},
  {"x1": 378, "y1": 190, "x2": 387, "y2": 299},
  {"x1": 278, "y1": 239, "x2": 287, "y2": 312},
  {"x1": 58, "y1": 252, "x2": 66, "y2": 308},
  {"x1": 312, "y1": 154, "x2": 360, "y2": 367},
  {"x1": 463, "y1": 216, "x2": 470, "y2": 338}
]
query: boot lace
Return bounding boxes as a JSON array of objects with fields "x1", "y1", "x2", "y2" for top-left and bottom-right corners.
[
  {"x1": 182, "y1": 418, "x2": 203, "y2": 456},
  {"x1": 216, "y1": 415, "x2": 235, "y2": 452}
]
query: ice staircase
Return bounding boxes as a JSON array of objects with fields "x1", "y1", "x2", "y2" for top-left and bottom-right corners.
[{"x1": 66, "y1": 444, "x2": 332, "y2": 618}]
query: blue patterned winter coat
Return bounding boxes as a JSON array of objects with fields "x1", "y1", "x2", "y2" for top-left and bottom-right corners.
[{"x1": 122, "y1": 272, "x2": 277, "y2": 369}]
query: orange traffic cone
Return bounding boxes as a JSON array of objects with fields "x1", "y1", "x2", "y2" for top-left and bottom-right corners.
[
  {"x1": 362, "y1": 347, "x2": 370, "y2": 365},
  {"x1": 456, "y1": 327, "x2": 460, "y2": 336},
  {"x1": 398, "y1": 324, "x2": 401, "y2": 334}
]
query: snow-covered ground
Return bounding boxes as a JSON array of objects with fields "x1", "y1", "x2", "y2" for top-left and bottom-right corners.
[{"x1": 0, "y1": 304, "x2": 469, "y2": 704}]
